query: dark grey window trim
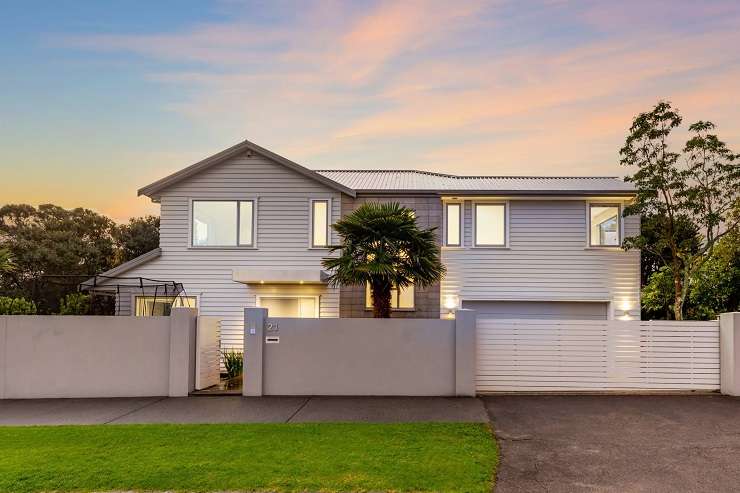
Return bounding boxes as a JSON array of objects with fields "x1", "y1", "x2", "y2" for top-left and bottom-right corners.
[
  {"x1": 310, "y1": 199, "x2": 330, "y2": 248},
  {"x1": 473, "y1": 202, "x2": 507, "y2": 247},
  {"x1": 588, "y1": 202, "x2": 621, "y2": 247},
  {"x1": 191, "y1": 199, "x2": 255, "y2": 248},
  {"x1": 364, "y1": 283, "x2": 415, "y2": 310},
  {"x1": 445, "y1": 202, "x2": 463, "y2": 247}
]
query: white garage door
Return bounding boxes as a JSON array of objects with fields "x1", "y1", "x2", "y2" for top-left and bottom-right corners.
[{"x1": 462, "y1": 300, "x2": 608, "y2": 320}]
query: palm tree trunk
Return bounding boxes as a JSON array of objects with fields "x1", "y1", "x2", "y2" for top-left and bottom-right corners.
[{"x1": 370, "y1": 280, "x2": 393, "y2": 318}]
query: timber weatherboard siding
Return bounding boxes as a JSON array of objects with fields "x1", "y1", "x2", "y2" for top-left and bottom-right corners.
[
  {"x1": 112, "y1": 151, "x2": 343, "y2": 350},
  {"x1": 441, "y1": 199, "x2": 640, "y2": 318}
]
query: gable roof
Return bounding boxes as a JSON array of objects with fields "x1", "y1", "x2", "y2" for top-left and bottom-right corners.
[
  {"x1": 80, "y1": 248, "x2": 162, "y2": 287},
  {"x1": 138, "y1": 139, "x2": 634, "y2": 199},
  {"x1": 138, "y1": 139, "x2": 357, "y2": 199},
  {"x1": 315, "y1": 169, "x2": 634, "y2": 195}
]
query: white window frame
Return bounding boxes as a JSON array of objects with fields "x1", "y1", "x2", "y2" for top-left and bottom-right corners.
[
  {"x1": 586, "y1": 201, "x2": 622, "y2": 248},
  {"x1": 256, "y1": 294, "x2": 320, "y2": 318},
  {"x1": 189, "y1": 198, "x2": 257, "y2": 248},
  {"x1": 133, "y1": 294, "x2": 199, "y2": 317},
  {"x1": 444, "y1": 202, "x2": 463, "y2": 247},
  {"x1": 364, "y1": 283, "x2": 415, "y2": 311},
  {"x1": 309, "y1": 198, "x2": 331, "y2": 248},
  {"x1": 472, "y1": 201, "x2": 508, "y2": 248}
]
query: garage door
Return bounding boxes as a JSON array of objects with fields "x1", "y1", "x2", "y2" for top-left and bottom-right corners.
[{"x1": 462, "y1": 300, "x2": 607, "y2": 320}]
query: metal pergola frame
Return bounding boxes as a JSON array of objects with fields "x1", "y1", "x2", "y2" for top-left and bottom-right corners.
[{"x1": 78, "y1": 275, "x2": 188, "y2": 316}]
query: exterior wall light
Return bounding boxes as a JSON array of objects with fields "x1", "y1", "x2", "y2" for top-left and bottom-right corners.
[{"x1": 444, "y1": 295, "x2": 459, "y2": 318}]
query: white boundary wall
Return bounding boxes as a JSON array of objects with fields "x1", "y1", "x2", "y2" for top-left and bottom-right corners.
[
  {"x1": 0, "y1": 308, "x2": 197, "y2": 399},
  {"x1": 477, "y1": 318, "x2": 721, "y2": 392}
]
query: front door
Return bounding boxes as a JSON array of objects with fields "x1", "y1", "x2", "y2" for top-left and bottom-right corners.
[{"x1": 256, "y1": 296, "x2": 319, "y2": 317}]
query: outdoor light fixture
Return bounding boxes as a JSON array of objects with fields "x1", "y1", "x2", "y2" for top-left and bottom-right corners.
[
  {"x1": 444, "y1": 295, "x2": 459, "y2": 317},
  {"x1": 614, "y1": 299, "x2": 639, "y2": 319}
]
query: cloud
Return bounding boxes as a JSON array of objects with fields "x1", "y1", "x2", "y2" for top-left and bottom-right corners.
[{"x1": 60, "y1": 0, "x2": 740, "y2": 181}]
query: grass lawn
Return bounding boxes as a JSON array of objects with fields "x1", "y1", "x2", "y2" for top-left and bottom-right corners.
[{"x1": 0, "y1": 422, "x2": 497, "y2": 493}]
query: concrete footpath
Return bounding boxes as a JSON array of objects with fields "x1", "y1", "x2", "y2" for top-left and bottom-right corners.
[{"x1": 0, "y1": 396, "x2": 488, "y2": 425}]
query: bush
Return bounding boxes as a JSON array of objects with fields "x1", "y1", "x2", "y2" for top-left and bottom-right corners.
[
  {"x1": 58, "y1": 292, "x2": 91, "y2": 315},
  {"x1": 222, "y1": 350, "x2": 244, "y2": 379},
  {"x1": 0, "y1": 296, "x2": 37, "y2": 315}
]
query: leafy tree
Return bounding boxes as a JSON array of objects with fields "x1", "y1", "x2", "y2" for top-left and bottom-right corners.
[
  {"x1": 322, "y1": 202, "x2": 445, "y2": 318},
  {"x1": 58, "y1": 292, "x2": 91, "y2": 315},
  {"x1": 641, "y1": 267, "x2": 675, "y2": 320},
  {"x1": 686, "y1": 230, "x2": 740, "y2": 319},
  {"x1": 637, "y1": 214, "x2": 699, "y2": 286},
  {"x1": 620, "y1": 101, "x2": 740, "y2": 320},
  {"x1": 0, "y1": 248, "x2": 14, "y2": 274},
  {"x1": 0, "y1": 204, "x2": 117, "y2": 313},
  {"x1": 641, "y1": 232, "x2": 740, "y2": 320},
  {"x1": 114, "y1": 215, "x2": 160, "y2": 263},
  {"x1": 0, "y1": 296, "x2": 37, "y2": 315}
]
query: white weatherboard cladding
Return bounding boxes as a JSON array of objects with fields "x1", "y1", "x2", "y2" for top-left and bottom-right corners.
[
  {"x1": 117, "y1": 152, "x2": 341, "y2": 350},
  {"x1": 476, "y1": 318, "x2": 721, "y2": 392},
  {"x1": 442, "y1": 200, "x2": 640, "y2": 316}
]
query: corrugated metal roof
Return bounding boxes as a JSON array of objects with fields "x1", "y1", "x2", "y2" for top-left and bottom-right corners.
[{"x1": 314, "y1": 170, "x2": 634, "y2": 194}]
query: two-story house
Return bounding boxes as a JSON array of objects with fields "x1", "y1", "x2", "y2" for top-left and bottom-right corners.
[{"x1": 91, "y1": 139, "x2": 640, "y2": 351}]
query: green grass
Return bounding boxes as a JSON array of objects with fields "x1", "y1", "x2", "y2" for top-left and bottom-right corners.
[{"x1": 0, "y1": 422, "x2": 497, "y2": 493}]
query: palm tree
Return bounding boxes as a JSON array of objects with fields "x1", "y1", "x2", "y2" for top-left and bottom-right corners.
[{"x1": 322, "y1": 202, "x2": 445, "y2": 318}]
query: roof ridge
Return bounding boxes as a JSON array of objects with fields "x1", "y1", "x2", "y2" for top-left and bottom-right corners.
[{"x1": 315, "y1": 169, "x2": 622, "y2": 180}]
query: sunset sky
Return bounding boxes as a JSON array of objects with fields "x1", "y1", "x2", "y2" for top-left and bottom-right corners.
[{"x1": 1, "y1": 0, "x2": 739, "y2": 222}]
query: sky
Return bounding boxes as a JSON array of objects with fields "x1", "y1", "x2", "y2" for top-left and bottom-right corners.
[{"x1": 1, "y1": 0, "x2": 739, "y2": 222}]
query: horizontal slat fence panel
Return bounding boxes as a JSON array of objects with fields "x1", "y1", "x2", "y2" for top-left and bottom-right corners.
[{"x1": 476, "y1": 318, "x2": 720, "y2": 392}]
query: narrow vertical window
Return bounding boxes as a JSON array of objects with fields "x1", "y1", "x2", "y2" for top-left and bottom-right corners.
[
  {"x1": 446, "y1": 203, "x2": 461, "y2": 246},
  {"x1": 238, "y1": 201, "x2": 254, "y2": 246},
  {"x1": 311, "y1": 200, "x2": 329, "y2": 247}
]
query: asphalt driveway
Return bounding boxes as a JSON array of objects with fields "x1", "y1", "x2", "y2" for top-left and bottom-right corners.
[{"x1": 484, "y1": 394, "x2": 740, "y2": 493}]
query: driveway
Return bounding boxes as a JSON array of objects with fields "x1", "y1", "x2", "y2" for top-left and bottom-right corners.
[{"x1": 484, "y1": 394, "x2": 740, "y2": 493}]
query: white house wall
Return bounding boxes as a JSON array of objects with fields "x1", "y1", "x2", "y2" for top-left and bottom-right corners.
[
  {"x1": 116, "y1": 151, "x2": 342, "y2": 350},
  {"x1": 441, "y1": 200, "x2": 641, "y2": 319}
]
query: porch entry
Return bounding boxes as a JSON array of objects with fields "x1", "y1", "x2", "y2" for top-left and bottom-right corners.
[{"x1": 256, "y1": 295, "x2": 319, "y2": 318}]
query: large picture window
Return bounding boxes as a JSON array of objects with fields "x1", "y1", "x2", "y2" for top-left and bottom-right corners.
[
  {"x1": 192, "y1": 200, "x2": 254, "y2": 247},
  {"x1": 445, "y1": 203, "x2": 461, "y2": 246},
  {"x1": 135, "y1": 296, "x2": 197, "y2": 316},
  {"x1": 589, "y1": 204, "x2": 620, "y2": 246},
  {"x1": 365, "y1": 283, "x2": 415, "y2": 310},
  {"x1": 474, "y1": 203, "x2": 506, "y2": 246},
  {"x1": 311, "y1": 199, "x2": 329, "y2": 247}
]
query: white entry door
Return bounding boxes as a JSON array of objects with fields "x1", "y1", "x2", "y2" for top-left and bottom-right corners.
[{"x1": 257, "y1": 296, "x2": 319, "y2": 318}]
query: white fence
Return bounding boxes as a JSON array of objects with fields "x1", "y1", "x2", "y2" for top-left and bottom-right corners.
[{"x1": 477, "y1": 318, "x2": 721, "y2": 392}]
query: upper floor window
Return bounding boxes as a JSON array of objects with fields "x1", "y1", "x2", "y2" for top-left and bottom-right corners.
[
  {"x1": 589, "y1": 204, "x2": 620, "y2": 246},
  {"x1": 445, "y1": 203, "x2": 462, "y2": 246},
  {"x1": 365, "y1": 283, "x2": 415, "y2": 310},
  {"x1": 474, "y1": 203, "x2": 506, "y2": 246},
  {"x1": 192, "y1": 200, "x2": 254, "y2": 247},
  {"x1": 311, "y1": 199, "x2": 329, "y2": 247}
]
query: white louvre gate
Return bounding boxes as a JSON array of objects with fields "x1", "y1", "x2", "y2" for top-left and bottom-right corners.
[
  {"x1": 195, "y1": 316, "x2": 221, "y2": 390},
  {"x1": 476, "y1": 319, "x2": 720, "y2": 392}
]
